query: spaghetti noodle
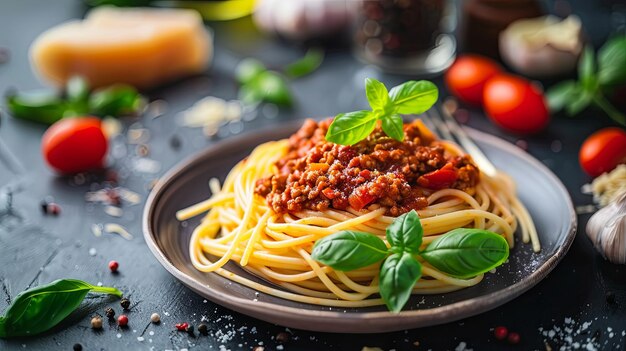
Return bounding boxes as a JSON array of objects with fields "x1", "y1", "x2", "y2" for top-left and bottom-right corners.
[{"x1": 177, "y1": 119, "x2": 539, "y2": 308}]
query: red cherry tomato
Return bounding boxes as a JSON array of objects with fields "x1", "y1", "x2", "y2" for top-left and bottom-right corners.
[
  {"x1": 41, "y1": 117, "x2": 108, "y2": 174},
  {"x1": 483, "y1": 74, "x2": 549, "y2": 134},
  {"x1": 445, "y1": 55, "x2": 501, "y2": 106},
  {"x1": 579, "y1": 127, "x2": 626, "y2": 177}
]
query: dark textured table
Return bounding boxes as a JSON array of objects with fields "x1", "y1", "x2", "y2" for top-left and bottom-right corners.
[{"x1": 1, "y1": 1, "x2": 625, "y2": 350}]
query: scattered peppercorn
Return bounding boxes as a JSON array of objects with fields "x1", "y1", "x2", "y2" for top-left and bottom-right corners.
[
  {"x1": 91, "y1": 315, "x2": 103, "y2": 329},
  {"x1": 120, "y1": 297, "x2": 131, "y2": 310},
  {"x1": 117, "y1": 314, "x2": 129, "y2": 327},
  {"x1": 73, "y1": 343, "x2": 82, "y2": 351},
  {"x1": 40, "y1": 200, "x2": 48, "y2": 214},
  {"x1": 150, "y1": 313, "x2": 161, "y2": 323},
  {"x1": 507, "y1": 331, "x2": 520, "y2": 344},
  {"x1": 40, "y1": 199, "x2": 61, "y2": 215},
  {"x1": 108, "y1": 260, "x2": 119, "y2": 273},
  {"x1": 47, "y1": 203, "x2": 61, "y2": 215},
  {"x1": 170, "y1": 135, "x2": 182, "y2": 150},
  {"x1": 606, "y1": 291, "x2": 616, "y2": 304},
  {"x1": 276, "y1": 331, "x2": 290, "y2": 343},
  {"x1": 136, "y1": 144, "x2": 150, "y2": 157},
  {"x1": 175, "y1": 322, "x2": 189, "y2": 331},
  {"x1": 105, "y1": 307, "x2": 115, "y2": 319},
  {"x1": 105, "y1": 188, "x2": 122, "y2": 206},
  {"x1": 197, "y1": 323, "x2": 209, "y2": 335},
  {"x1": 494, "y1": 326, "x2": 508, "y2": 340},
  {"x1": 186, "y1": 324, "x2": 194, "y2": 334}
]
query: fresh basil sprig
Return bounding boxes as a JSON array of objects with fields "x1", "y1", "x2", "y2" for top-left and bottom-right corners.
[
  {"x1": 5, "y1": 76, "x2": 145, "y2": 124},
  {"x1": 235, "y1": 49, "x2": 325, "y2": 107},
  {"x1": 547, "y1": 36, "x2": 626, "y2": 126},
  {"x1": 325, "y1": 78, "x2": 438, "y2": 145},
  {"x1": 311, "y1": 210, "x2": 509, "y2": 312},
  {"x1": 0, "y1": 279, "x2": 122, "y2": 338}
]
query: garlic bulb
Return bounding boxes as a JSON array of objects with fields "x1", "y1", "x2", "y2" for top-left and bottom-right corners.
[
  {"x1": 499, "y1": 15, "x2": 583, "y2": 77},
  {"x1": 586, "y1": 192, "x2": 626, "y2": 264},
  {"x1": 253, "y1": 0, "x2": 352, "y2": 40}
]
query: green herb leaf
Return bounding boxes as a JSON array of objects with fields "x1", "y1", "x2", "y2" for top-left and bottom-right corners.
[
  {"x1": 284, "y1": 48, "x2": 324, "y2": 79},
  {"x1": 236, "y1": 58, "x2": 266, "y2": 85},
  {"x1": 385, "y1": 210, "x2": 423, "y2": 253},
  {"x1": 565, "y1": 89, "x2": 592, "y2": 116},
  {"x1": 546, "y1": 80, "x2": 579, "y2": 113},
  {"x1": 89, "y1": 84, "x2": 144, "y2": 117},
  {"x1": 597, "y1": 36, "x2": 626, "y2": 86},
  {"x1": 578, "y1": 46, "x2": 598, "y2": 92},
  {"x1": 326, "y1": 111, "x2": 377, "y2": 145},
  {"x1": 365, "y1": 78, "x2": 391, "y2": 114},
  {"x1": 381, "y1": 114, "x2": 404, "y2": 142},
  {"x1": 388, "y1": 80, "x2": 438, "y2": 115},
  {"x1": 251, "y1": 71, "x2": 292, "y2": 106},
  {"x1": 311, "y1": 231, "x2": 389, "y2": 271},
  {"x1": 238, "y1": 84, "x2": 264, "y2": 105},
  {"x1": 6, "y1": 90, "x2": 69, "y2": 124},
  {"x1": 420, "y1": 228, "x2": 509, "y2": 279},
  {"x1": 0, "y1": 279, "x2": 122, "y2": 338},
  {"x1": 379, "y1": 252, "x2": 422, "y2": 313}
]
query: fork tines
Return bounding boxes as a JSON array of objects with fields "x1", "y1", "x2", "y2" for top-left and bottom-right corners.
[{"x1": 424, "y1": 105, "x2": 497, "y2": 177}]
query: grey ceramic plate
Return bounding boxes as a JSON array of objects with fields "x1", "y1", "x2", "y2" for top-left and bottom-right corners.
[{"x1": 143, "y1": 122, "x2": 577, "y2": 333}]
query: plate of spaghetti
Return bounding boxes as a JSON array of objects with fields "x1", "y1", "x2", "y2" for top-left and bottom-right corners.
[{"x1": 143, "y1": 81, "x2": 576, "y2": 332}]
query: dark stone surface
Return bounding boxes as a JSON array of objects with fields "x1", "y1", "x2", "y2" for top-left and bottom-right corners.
[{"x1": 0, "y1": 1, "x2": 625, "y2": 350}]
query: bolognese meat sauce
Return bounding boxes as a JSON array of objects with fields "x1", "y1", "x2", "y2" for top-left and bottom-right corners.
[{"x1": 255, "y1": 119, "x2": 480, "y2": 216}]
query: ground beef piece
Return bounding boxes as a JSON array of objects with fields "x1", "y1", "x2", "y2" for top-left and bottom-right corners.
[{"x1": 256, "y1": 118, "x2": 480, "y2": 215}]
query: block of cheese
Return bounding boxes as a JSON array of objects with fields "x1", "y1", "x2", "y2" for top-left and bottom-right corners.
[{"x1": 30, "y1": 7, "x2": 212, "y2": 89}]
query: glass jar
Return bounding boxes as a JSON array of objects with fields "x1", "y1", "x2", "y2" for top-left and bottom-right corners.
[{"x1": 353, "y1": 0, "x2": 457, "y2": 75}]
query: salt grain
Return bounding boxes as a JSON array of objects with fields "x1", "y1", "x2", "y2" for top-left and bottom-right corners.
[{"x1": 88, "y1": 248, "x2": 97, "y2": 256}]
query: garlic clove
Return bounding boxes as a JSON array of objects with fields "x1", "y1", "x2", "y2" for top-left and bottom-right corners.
[
  {"x1": 586, "y1": 192, "x2": 626, "y2": 264},
  {"x1": 499, "y1": 15, "x2": 583, "y2": 78}
]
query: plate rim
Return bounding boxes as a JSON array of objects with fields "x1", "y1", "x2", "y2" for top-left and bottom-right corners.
[{"x1": 142, "y1": 121, "x2": 577, "y2": 333}]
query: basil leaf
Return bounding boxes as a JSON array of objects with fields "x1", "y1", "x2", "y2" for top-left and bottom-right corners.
[
  {"x1": 0, "y1": 279, "x2": 122, "y2": 338},
  {"x1": 248, "y1": 71, "x2": 292, "y2": 106},
  {"x1": 6, "y1": 90, "x2": 69, "y2": 124},
  {"x1": 312, "y1": 231, "x2": 388, "y2": 271},
  {"x1": 597, "y1": 36, "x2": 626, "y2": 86},
  {"x1": 236, "y1": 58, "x2": 266, "y2": 85},
  {"x1": 285, "y1": 48, "x2": 324, "y2": 79},
  {"x1": 578, "y1": 46, "x2": 597, "y2": 91},
  {"x1": 546, "y1": 80, "x2": 579, "y2": 113},
  {"x1": 388, "y1": 80, "x2": 438, "y2": 115},
  {"x1": 238, "y1": 84, "x2": 264, "y2": 105},
  {"x1": 89, "y1": 84, "x2": 144, "y2": 116},
  {"x1": 381, "y1": 114, "x2": 404, "y2": 141},
  {"x1": 365, "y1": 78, "x2": 391, "y2": 114},
  {"x1": 386, "y1": 210, "x2": 423, "y2": 253},
  {"x1": 326, "y1": 110, "x2": 377, "y2": 145},
  {"x1": 420, "y1": 228, "x2": 509, "y2": 279},
  {"x1": 379, "y1": 252, "x2": 422, "y2": 313},
  {"x1": 565, "y1": 89, "x2": 592, "y2": 116}
]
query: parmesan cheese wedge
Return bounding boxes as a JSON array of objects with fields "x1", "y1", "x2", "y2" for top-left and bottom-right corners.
[{"x1": 30, "y1": 7, "x2": 212, "y2": 89}]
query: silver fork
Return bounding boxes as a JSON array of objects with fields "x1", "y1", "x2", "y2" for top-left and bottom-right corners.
[
  {"x1": 424, "y1": 104, "x2": 497, "y2": 177},
  {"x1": 424, "y1": 105, "x2": 541, "y2": 252}
]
